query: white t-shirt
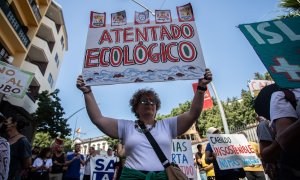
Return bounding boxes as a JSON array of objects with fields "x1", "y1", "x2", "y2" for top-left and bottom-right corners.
[
  {"x1": 270, "y1": 88, "x2": 300, "y2": 124},
  {"x1": 32, "y1": 158, "x2": 53, "y2": 172},
  {"x1": 118, "y1": 117, "x2": 177, "y2": 171}
]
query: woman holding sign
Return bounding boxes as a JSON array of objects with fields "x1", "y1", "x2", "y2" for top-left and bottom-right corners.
[{"x1": 76, "y1": 68, "x2": 212, "y2": 179}]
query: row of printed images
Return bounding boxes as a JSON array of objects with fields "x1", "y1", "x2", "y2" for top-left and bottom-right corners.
[{"x1": 90, "y1": 3, "x2": 195, "y2": 27}]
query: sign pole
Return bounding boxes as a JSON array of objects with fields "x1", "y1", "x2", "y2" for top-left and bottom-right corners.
[
  {"x1": 131, "y1": 0, "x2": 155, "y2": 16},
  {"x1": 210, "y1": 82, "x2": 230, "y2": 134}
]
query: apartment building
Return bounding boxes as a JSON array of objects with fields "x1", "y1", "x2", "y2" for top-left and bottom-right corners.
[{"x1": 0, "y1": 0, "x2": 68, "y2": 137}]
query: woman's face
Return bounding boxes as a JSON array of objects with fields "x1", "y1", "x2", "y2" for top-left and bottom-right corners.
[
  {"x1": 4, "y1": 117, "x2": 16, "y2": 132},
  {"x1": 136, "y1": 94, "x2": 157, "y2": 119}
]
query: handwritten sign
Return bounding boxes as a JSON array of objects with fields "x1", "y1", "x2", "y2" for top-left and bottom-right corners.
[
  {"x1": 248, "y1": 80, "x2": 274, "y2": 97},
  {"x1": 207, "y1": 134, "x2": 261, "y2": 170},
  {"x1": 172, "y1": 139, "x2": 195, "y2": 178},
  {"x1": 90, "y1": 156, "x2": 117, "y2": 180},
  {"x1": 0, "y1": 61, "x2": 34, "y2": 99},
  {"x1": 239, "y1": 16, "x2": 300, "y2": 88},
  {"x1": 83, "y1": 20, "x2": 206, "y2": 85}
]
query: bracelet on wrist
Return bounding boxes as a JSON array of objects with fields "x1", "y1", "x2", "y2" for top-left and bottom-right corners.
[
  {"x1": 197, "y1": 85, "x2": 207, "y2": 93},
  {"x1": 83, "y1": 89, "x2": 92, "y2": 94}
]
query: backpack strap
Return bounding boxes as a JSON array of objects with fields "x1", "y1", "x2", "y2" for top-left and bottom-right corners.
[{"x1": 282, "y1": 89, "x2": 297, "y2": 110}]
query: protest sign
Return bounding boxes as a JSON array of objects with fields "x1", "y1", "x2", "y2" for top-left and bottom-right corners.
[
  {"x1": 90, "y1": 156, "x2": 117, "y2": 180},
  {"x1": 0, "y1": 61, "x2": 34, "y2": 99},
  {"x1": 83, "y1": 19, "x2": 205, "y2": 86},
  {"x1": 207, "y1": 134, "x2": 261, "y2": 170},
  {"x1": 239, "y1": 17, "x2": 300, "y2": 88},
  {"x1": 172, "y1": 139, "x2": 195, "y2": 179},
  {"x1": 248, "y1": 79, "x2": 274, "y2": 97}
]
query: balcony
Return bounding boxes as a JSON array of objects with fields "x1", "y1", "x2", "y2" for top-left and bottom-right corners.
[
  {"x1": 26, "y1": 78, "x2": 40, "y2": 103},
  {"x1": 0, "y1": 0, "x2": 30, "y2": 48},
  {"x1": 36, "y1": 20, "x2": 55, "y2": 52},
  {"x1": 28, "y1": 0, "x2": 41, "y2": 22}
]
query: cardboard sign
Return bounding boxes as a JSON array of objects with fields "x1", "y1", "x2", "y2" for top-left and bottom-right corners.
[
  {"x1": 172, "y1": 139, "x2": 195, "y2": 179},
  {"x1": 248, "y1": 80, "x2": 274, "y2": 97},
  {"x1": 83, "y1": 20, "x2": 206, "y2": 85},
  {"x1": 207, "y1": 134, "x2": 261, "y2": 170},
  {"x1": 90, "y1": 156, "x2": 117, "y2": 180},
  {"x1": 239, "y1": 17, "x2": 300, "y2": 88},
  {"x1": 0, "y1": 61, "x2": 34, "y2": 99}
]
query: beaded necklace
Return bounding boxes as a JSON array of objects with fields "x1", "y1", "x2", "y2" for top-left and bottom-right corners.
[{"x1": 134, "y1": 120, "x2": 157, "y2": 133}]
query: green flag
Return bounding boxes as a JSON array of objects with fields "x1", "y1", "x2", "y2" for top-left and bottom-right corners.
[{"x1": 239, "y1": 17, "x2": 300, "y2": 88}]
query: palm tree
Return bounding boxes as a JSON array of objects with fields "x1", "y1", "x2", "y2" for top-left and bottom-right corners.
[{"x1": 280, "y1": 0, "x2": 300, "y2": 18}]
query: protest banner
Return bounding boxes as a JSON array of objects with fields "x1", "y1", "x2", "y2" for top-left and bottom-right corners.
[
  {"x1": 172, "y1": 139, "x2": 195, "y2": 179},
  {"x1": 90, "y1": 156, "x2": 117, "y2": 180},
  {"x1": 0, "y1": 61, "x2": 34, "y2": 99},
  {"x1": 207, "y1": 134, "x2": 261, "y2": 170},
  {"x1": 239, "y1": 17, "x2": 300, "y2": 88},
  {"x1": 83, "y1": 19, "x2": 206, "y2": 86},
  {"x1": 248, "y1": 79, "x2": 274, "y2": 97},
  {"x1": 192, "y1": 83, "x2": 213, "y2": 110}
]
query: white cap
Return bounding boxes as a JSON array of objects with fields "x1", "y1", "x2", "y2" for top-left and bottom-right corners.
[{"x1": 206, "y1": 127, "x2": 219, "y2": 134}]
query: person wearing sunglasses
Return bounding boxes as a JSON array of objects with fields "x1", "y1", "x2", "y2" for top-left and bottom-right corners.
[{"x1": 76, "y1": 68, "x2": 212, "y2": 180}]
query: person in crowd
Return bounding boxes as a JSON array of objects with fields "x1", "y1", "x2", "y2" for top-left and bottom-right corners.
[
  {"x1": 64, "y1": 143, "x2": 84, "y2": 180},
  {"x1": 201, "y1": 146, "x2": 215, "y2": 180},
  {"x1": 31, "y1": 146, "x2": 41, "y2": 162},
  {"x1": 83, "y1": 146, "x2": 96, "y2": 180},
  {"x1": 0, "y1": 112, "x2": 10, "y2": 180},
  {"x1": 113, "y1": 143, "x2": 125, "y2": 180},
  {"x1": 205, "y1": 127, "x2": 245, "y2": 180},
  {"x1": 4, "y1": 113, "x2": 32, "y2": 180},
  {"x1": 49, "y1": 145, "x2": 65, "y2": 180},
  {"x1": 195, "y1": 144, "x2": 207, "y2": 180},
  {"x1": 32, "y1": 147, "x2": 53, "y2": 180},
  {"x1": 107, "y1": 147, "x2": 113, "y2": 157},
  {"x1": 254, "y1": 84, "x2": 284, "y2": 180},
  {"x1": 269, "y1": 87, "x2": 300, "y2": 179},
  {"x1": 240, "y1": 132, "x2": 266, "y2": 180},
  {"x1": 76, "y1": 68, "x2": 212, "y2": 179}
]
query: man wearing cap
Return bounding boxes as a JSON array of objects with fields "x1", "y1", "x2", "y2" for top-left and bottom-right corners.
[
  {"x1": 0, "y1": 112, "x2": 10, "y2": 180},
  {"x1": 205, "y1": 127, "x2": 244, "y2": 180}
]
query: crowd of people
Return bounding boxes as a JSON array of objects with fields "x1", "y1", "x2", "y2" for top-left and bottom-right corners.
[
  {"x1": 1, "y1": 66, "x2": 299, "y2": 180},
  {"x1": 0, "y1": 112, "x2": 125, "y2": 180}
]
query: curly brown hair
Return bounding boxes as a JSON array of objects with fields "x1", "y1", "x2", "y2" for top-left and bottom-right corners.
[{"x1": 130, "y1": 88, "x2": 161, "y2": 118}]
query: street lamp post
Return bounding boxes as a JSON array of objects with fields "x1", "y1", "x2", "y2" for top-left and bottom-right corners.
[{"x1": 210, "y1": 82, "x2": 230, "y2": 134}]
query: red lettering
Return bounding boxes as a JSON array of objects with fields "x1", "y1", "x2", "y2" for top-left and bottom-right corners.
[
  {"x1": 178, "y1": 41, "x2": 197, "y2": 62},
  {"x1": 160, "y1": 42, "x2": 167, "y2": 63},
  {"x1": 160, "y1": 25, "x2": 172, "y2": 40},
  {"x1": 110, "y1": 28, "x2": 123, "y2": 43},
  {"x1": 124, "y1": 27, "x2": 134, "y2": 43},
  {"x1": 123, "y1": 45, "x2": 135, "y2": 66},
  {"x1": 99, "y1": 30, "x2": 113, "y2": 45},
  {"x1": 135, "y1": 27, "x2": 148, "y2": 42},
  {"x1": 99, "y1": 47, "x2": 110, "y2": 67},
  {"x1": 110, "y1": 47, "x2": 123, "y2": 67},
  {"x1": 170, "y1": 24, "x2": 181, "y2": 40},
  {"x1": 166, "y1": 42, "x2": 179, "y2": 62},
  {"x1": 147, "y1": 26, "x2": 160, "y2": 41},
  {"x1": 181, "y1": 23, "x2": 194, "y2": 39},
  {"x1": 148, "y1": 43, "x2": 160, "y2": 63},
  {"x1": 85, "y1": 48, "x2": 100, "y2": 68}
]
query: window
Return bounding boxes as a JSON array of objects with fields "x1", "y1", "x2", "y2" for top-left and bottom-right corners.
[
  {"x1": 48, "y1": 73, "x2": 54, "y2": 87},
  {"x1": 60, "y1": 36, "x2": 64, "y2": 50},
  {"x1": 55, "y1": 53, "x2": 59, "y2": 67}
]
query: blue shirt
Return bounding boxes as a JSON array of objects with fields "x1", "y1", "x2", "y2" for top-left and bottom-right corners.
[{"x1": 64, "y1": 153, "x2": 84, "y2": 178}]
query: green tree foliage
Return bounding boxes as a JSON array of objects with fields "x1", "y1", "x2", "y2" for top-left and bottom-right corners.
[
  {"x1": 279, "y1": 0, "x2": 300, "y2": 18},
  {"x1": 33, "y1": 132, "x2": 73, "y2": 152},
  {"x1": 32, "y1": 89, "x2": 71, "y2": 139},
  {"x1": 104, "y1": 136, "x2": 118, "y2": 149},
  {"x1": 254, "y1": 72, "x2": 273, "y2": 81},
  {"x1": 156, "y1": 90, "x2": 256, "y2": 138}
]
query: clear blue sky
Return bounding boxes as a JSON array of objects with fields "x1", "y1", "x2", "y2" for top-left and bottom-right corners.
[{"x1": 54, "y1": 0, "x2": 284, "y2": 139}]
